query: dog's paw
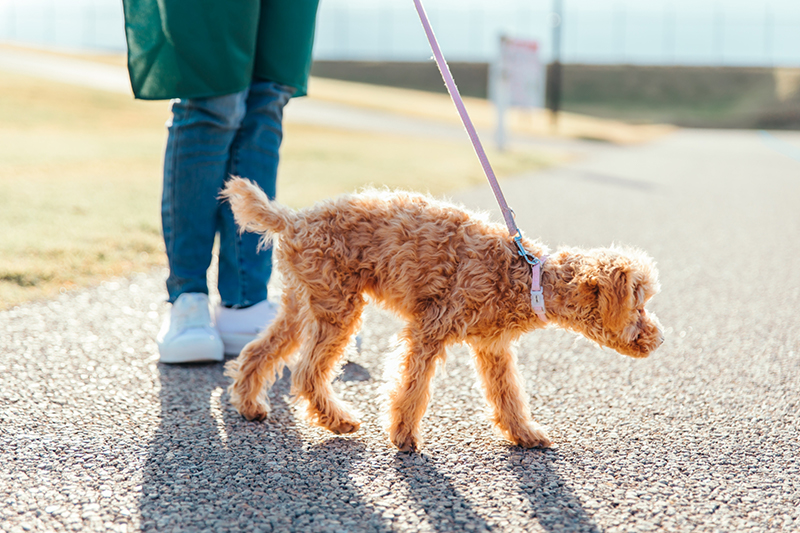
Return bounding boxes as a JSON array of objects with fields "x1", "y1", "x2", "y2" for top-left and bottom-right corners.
[
  {"x1": 313, "y1": 409, "x2": 362, "y2": 435},
  {"x1": 389, "y1": 425, "x2": 420, "y2": 453},
  {"x1": 328, "y1": 418, "x2": 362, "y2": 435},
  {"x1": 237, "y1": 400, "x2": 270, "y2": 422},
  {"x1": 512, "y1": 424, "x2": 552, "y2": 449}
]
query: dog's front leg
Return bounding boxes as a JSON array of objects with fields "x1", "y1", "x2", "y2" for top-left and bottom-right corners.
[
  {"x1": 387, "y1": 328, "x2": 445, "y2": 452},
  {"x1": 470, "y1": 337, "x2": 552, "y2": 448}
]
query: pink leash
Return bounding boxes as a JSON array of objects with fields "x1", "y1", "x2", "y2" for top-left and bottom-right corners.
[{"x1": 412, "y1": 0, "x2": 548, "y2": 321}]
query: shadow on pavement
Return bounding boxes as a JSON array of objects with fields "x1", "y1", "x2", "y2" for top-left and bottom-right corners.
[
  {"x1": 138, "y1": 363, "x2": 391, "y2": 532},
  {"x1": 139, "y1": 360, "x2": 600, "y2": 532},
  {"x1": 388, "y1": 446, "x2": 600, "y2": 532},
  {"x1": 506, "y1": 447, "x2": 601, "y2": 533},
  {"x1": 391, "y1": 453, "x2": 492, "y2": 532}
]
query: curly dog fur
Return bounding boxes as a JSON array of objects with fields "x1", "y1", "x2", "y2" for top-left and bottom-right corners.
[{"x1": 221, "y1": 177, "x2": 664, "y2": 451}]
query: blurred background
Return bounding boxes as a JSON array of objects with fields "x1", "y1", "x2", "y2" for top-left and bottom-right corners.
[
  {"x1": 4, "y1": 0, "x2": 800, "y2": 64},
  {"x1": 2, "y1": 0, "x2": 800, "y2": 127}
]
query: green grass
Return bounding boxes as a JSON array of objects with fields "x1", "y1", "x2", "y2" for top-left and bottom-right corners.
[{"x1": 0, "y1": 69, "x2": 558, "y2": 309}]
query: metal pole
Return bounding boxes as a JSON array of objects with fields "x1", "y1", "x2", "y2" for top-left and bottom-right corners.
[
  {"x1": 615, "y1": 3, "x2": 626, "y2": 63},
  {"x1": 384, "y1": 6, "x2": 393, "y2": 59},
  {"x1": 7, "y1": 1, "x2": 15, "y2": 40},
  {"x1": 494, "y1": 35, "x2": 509, "y2": 152},
  {"x1": 714, "y1": 3, "x2": 724, "y2": 65},
  {"x1": 85, "y1": 0, "x2": 96, "y2": 49},
  {"x1": 548, "y1": 0, "x2": 563, "y2": 130},
  {"x1": 336, "y1": 6, "x2": 348, "y2": 58},
  {"x1": 663, "y1": 2, "x2": 675, "y2": 65},
  {"x1": 48, "y1": 0, "x2": 56, "y2": 46},
  {"x1": 764, "y1": 4, "x2": 773, "y2": 67}
]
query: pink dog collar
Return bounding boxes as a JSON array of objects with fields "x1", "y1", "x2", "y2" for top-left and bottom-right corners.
[{"x1": 531, "y1": 256, "x2": 548, "y2": 322}]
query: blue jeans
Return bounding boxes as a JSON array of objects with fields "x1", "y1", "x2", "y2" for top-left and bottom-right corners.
[{"x1": 162, "y1": 80, "x2": 294, "y2": 307}]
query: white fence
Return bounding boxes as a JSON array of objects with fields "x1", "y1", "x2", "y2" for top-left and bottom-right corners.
[
  {"x1": 1, "y1": 0, "x2": 124, "y2": 52},
  {"x1": 314, "y1": 2, "x2": 800, "y2": 66},
  {"x1": 1, "y1": 0, "x2": 799, "y2": 67}
]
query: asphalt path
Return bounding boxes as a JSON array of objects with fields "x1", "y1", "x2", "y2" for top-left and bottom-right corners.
[{"x1": 2, "y1": 45, "x2": 800, "y2": 533}]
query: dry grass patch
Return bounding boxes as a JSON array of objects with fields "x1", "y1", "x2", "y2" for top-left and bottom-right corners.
[
  {"x1": 278, "y1": 122, "x2": 554, "y2": 208},
  {"x1": 0, "y1": 69, "x2": 558, "y2": 308},
  {"x1": 0, "y1": 72, "x2": 169, "y2": 308}
]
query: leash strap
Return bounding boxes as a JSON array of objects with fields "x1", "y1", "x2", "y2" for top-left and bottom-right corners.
[
  {"x1": 413, "y1": 0, "x2": 547, "y2": 320},
  {"x1": 412, "y1": 0, "x2": 518, "y2": 237}
]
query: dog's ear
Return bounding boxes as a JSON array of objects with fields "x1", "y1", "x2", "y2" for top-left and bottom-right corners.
[{"x1": 595, "y1": 264, "x2": 633, "y2": 331}]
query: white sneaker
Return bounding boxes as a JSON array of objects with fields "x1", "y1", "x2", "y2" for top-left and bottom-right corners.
[
  {"x1": 215, "y1": 300, "x2": 278, "y2": 356},
  {"x1": 157, "y1": 293, "x2": 224, "y2": 364}
]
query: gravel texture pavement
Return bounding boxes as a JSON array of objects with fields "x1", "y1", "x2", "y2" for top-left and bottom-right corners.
[{"x1": 2, "y1": 129, "x2": 800, "y2": 532}]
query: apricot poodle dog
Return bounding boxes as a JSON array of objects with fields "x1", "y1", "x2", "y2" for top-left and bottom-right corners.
[{"x1": 221, "y1": 178, "x2": 663, "y2": 452}]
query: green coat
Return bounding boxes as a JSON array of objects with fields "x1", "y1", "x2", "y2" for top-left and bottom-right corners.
[{"x1": 122, "y1": 0, "x2": 319, "y2": 100}]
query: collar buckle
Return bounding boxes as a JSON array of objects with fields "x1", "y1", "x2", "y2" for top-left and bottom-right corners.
[
  {"x1": 514, "y1": 233, "x2": 540, "y2": 266},
  {"x1": 530, "y1": 257, "x2": 548, "y2": 323},
  {"x1": 512, "y1": 232, "x2": 548, "y2": 322}
]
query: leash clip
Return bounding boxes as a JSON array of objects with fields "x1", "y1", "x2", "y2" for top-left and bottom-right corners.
[{"x1": 514, "y1": 233, "x2": 540, "y2": 266}]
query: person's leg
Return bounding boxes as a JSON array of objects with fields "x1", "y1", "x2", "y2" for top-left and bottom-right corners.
[
  {"x1": 158, "y1": 89, "x2": 248, "y2": 363},
  {"x1": 216, "y1": 80, "x2": 295, "y2": 308},
  {"x1": 162, "y1": 90, "x2": 249, "y2": 302}
]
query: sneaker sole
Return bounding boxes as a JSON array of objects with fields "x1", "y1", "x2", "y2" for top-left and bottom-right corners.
[
  {"x1": 159, "y1": 353, "x2": 224, "y2": 364},
  {"x1": 158, "y1": 341, "x2": 224, "y2": 364},
  {"x1": 220, "y1": 332, "x2": 258, "y2": 356}
]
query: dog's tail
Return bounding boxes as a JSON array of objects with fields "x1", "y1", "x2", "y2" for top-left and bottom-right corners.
[{"x1": 220, "y1": 177, "x2": 296, "y2": 236}]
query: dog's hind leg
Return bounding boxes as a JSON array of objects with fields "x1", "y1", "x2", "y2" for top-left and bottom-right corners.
[
  {"x1": 225, "y1": 288, "x2": 304, "y2": 421},
  {"x1": 469, "y1": 336, "x2": 552, "y2": 448},
  {"x1": 292, "y1": 296, "x2": 365, "y2": 435},
  {"x1": 387, "y1": 325, "x2": 446, "y2": 452}
]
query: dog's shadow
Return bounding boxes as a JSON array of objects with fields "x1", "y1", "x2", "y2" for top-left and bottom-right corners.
[
  {"x1": 139, "y1": 359, "x2": 599, "y2": 532},
  {"x1": 137, "y1": 362, "x2": 392, "y2": 532},
  {"x1": 506, "y1": 448, "x2": 601, "y2": 533},
  {"x1": 390, "y1": 452, "x2": 491, "y2": 531},
  {"x1": 388, "y1": 445, "x2": 600, "y2": 532}
]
